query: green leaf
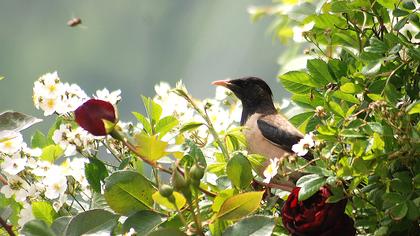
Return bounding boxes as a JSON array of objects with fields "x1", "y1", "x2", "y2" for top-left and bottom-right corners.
[
  {"x1": 32, "y1": 201, "x2": 57, "y2": 226},
  {"x1": 179, "y1": 121, "x2": 204, "y2": 133},
  {"x1": 122, "y1": 211, "x2": 163, "y2": 235},
  {"x1": 307, "y1": 59, "x2": 335, "y2": 86},
  {"x1": 51, "y1": 216, "x2": 71, "y2": 236},
  {"x1": 132, "y1": 112, "x2": 152, "y2": 134},
  {"x1": 402, "y1": 0, "x2": 416, "y2": 10},
  {"x1": 407, "y1": 101, "x2": 420, "y2": 114},
  {"x1": 367, "y1": 93, "x2": 384, "y2": 101},
  {"x1": 135, "y1": 134, "x2": 168, "y2": 161},
  {"x1": 371, "y1": 133, "x2": 385, "y2": 152},
  {"x1": 148, "y1": 228, "x2": 186, "y2": 236},
  {"x1": 365, "y1": 37, "x2": 388, "y2": 54},
  {"x1": 31, "y1": 131, "x2": 48, "y2": 149},
  {"x1": 313, "y1": 14, "x2": 346, "y2": 29},
  {"x1": 290, "y1": 112, "x2": 314, "y2": 132},
  {"x1": 152, "y1": 191, "x2": 186, "y2": 211},
  {"x1": 377, "y1": 0, "x2": 397, "y2": 9},
  {"x1": 142, "y1": 96, "x2": 162, "y2": 123},
  {"x1": 297, "y1": 174, "x2": 327, "y2": 201},
  {"x1": 389, "y1": 202, "x2": 408, "y2": 220},
  {"x1": 222, "y1": 215, "x2": 275, "y2": 236},
  {"x1": 279, "y1": 71, "x2": 318, "y2": 94},
  {"x1": 340, "y1": 82, "x2": 362, "y2": 94},
  {"x1": 328, "y1": 101, "x2": 345, "y2": 117},
  {"x1": 383, "y1": 192, "x2": 405, "y2": 209},
  {"x1": 226, "y1": 153, "x2": 253, "y2": 189},
  {"x1": 291, "y1": 93, "x2": 324, "y2": 108},
  {"x1": 212, "y1": 189, "x2": 235, "y2": 212},
  {"x1": 0, "y1": 111, "x2": 42, "y2": 132},
  {"x1": 64, "y1": 209, "x2": 119, "y2": 236},
  {"x1": 21, "y1": 219, "x2": 56, "y2": 236},
  {"x1": 393, "y1": 8, "x2": 409, "y2": 17},
  {"x1": 104, "y1": 171, "x2": 155, "y2": 215},
  {"x1": 395, "y1": 16, "x2": 409, "y2": 31},
  {"x1": 247, "y1": 154, "x2": 266, "y2": 174},
  {"x1": 216, "y1": 191, "x2": 264, "y2": 221},
  {"x1": 155, "y1": 116, "x2": 179, "y2": 137},
  {"x1": 332, "y1": 91, "x2": 360, "y2": 104},
  {"x1": 85, "y1": 159, "x2": 109, "y2": 193},
  {"x1": 39, "y1": 145, "x2": 64, "y2": 163}
]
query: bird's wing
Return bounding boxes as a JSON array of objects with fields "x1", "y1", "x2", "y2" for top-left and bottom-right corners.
[{"x1": 257, "y1": 114, "x2": 313, "y2": 160}]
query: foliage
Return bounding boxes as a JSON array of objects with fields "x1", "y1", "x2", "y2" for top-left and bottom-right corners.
[{"x1": 0, "y1": 1, "x2": 419, "y2": 236}]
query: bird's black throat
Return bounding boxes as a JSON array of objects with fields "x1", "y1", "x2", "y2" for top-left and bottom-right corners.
[{"x1": 240, "y1": 100, "x2": 277, "y2": 125}]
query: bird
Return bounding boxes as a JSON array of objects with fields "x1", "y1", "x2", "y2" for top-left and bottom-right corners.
[{"x1": 212, "y1": 77, "x2": 313, "y2": 170}]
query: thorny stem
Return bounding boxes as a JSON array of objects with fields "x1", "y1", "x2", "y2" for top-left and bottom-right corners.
[{"x1": 0, "y1": 217, "x2": 15, "y2": 236}]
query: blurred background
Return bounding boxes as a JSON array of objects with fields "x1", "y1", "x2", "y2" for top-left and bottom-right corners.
[{"x1": 0, "y1": 0, "x2": 288, "y2": 133}]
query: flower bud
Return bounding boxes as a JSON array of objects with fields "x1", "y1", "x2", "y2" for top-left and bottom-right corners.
[
  {"x1": 75, "y1": 99, "x2": 117, "y2": 136},
  {"x1": 190, "y1": 164, "x2": 205, "y2": 180},
  {"x1": 171, "y1": 169, "x2": 187, "y2": 191},
  {"x1": 159, "y1": 184, "x2": 174, "y2": 198}
]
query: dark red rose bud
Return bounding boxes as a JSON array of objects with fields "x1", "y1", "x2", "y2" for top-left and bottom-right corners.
[
  {"x1": 281, "y1": 186, "x2": 356, "y2": 236},
  {"x1": 75, "y1": 99, "x2": 117, "y2": 136}
]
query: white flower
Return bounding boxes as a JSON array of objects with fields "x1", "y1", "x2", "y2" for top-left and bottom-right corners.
[
  {"x1": 22, "y1": 144, "x2": 42, "y2": 157},
  {"x1": 43, "y1": 166, "x2": 68, "y2": 200},
  {"x1": 33, "y1": 72, "x2": 88, "y2": 116},
  {"x1": 94, "y1": 88, "x2": 121, "y2": 105},
  {"x1": 18, "y1": 204, "x2": 34, "y2": 226},
  {"x1": 38, "y1": 97, "x2": 61, "y2": 116},
  {"x1": 292, "y1": 132, "x2": 315, "y2": 157},
  {"x1": 0, "y1": 175, "x2": 30, "y2": 202},
  {"x1": 154, "y1": 82, "x2": 171, "y2": 97},
  {"x1": 52, "y1": 124, "x2": 77, "y2": 156},
  {"x1": 32, "y1": 160, "x2": 52, "y2": 176},
  {"x1": 0, "y1": 130, "x2": 24, "y2": 154},
  {"x1": 1, "y1": 154, "x2": 27, "y2": 175},
  {"x1": 215, "y1": 86, "x2": 229, "y2": 101},
  {"x1": 125, "y1": 228, "x2": 137, "y2": 236},
  {"x1": 263, "y1": 159, "x2": 280, "y2": 183},
  {"x1": 35, "y1": 71, "x2": 63, "y2": 98},
  {"x1": 52, "y1": 194, "x2": 68, "y2": 212},
  {"x1": 292, "y1": 22, "x2": 314, "y2": 43}
]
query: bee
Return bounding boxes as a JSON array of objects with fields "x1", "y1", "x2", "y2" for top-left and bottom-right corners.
[{"x1": 67, "y1": 17, "x2": 82, "y2": 27}]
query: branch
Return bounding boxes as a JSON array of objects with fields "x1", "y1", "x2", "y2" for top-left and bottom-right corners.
[
  {"x1": 253, "y1": 179, "x2": 295, "y2": 192},
  {"x1": 0, "y1": 216, "x2": 15, "y2": 236},
  {"x1": 282, "y1": 157, "x2": 321, "y2": 177}
]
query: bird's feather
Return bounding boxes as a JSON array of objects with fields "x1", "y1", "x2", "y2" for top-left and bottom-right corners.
[{"x1": 257, "y1": 114, "x2": 313, "y2": 160}]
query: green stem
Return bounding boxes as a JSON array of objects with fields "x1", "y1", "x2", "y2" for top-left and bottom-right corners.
[
  {"x1": 184, "y1": 95, "x2": 230, "y2": 161},
  {"x1": 188, "y1": 199, "x2": 204, "y2": 236},
  {"x1": 174, "y1": 203, "x2": 188, "y2": 228}
]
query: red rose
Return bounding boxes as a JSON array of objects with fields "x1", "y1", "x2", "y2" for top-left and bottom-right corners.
[
  {"x1": 75, "y1": 99, "x2": 117, "y2": 136},
  {"x1": 281, "y1": 187, "x2": 356, "y2": 236}
]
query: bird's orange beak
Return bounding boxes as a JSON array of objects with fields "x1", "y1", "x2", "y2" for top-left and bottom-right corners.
[{"x1": 211, "y1": 80, "x2": 231, "y2": 87}]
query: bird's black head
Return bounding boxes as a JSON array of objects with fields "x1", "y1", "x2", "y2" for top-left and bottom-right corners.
[{"x1": 212, "y1": 77, "x2": 276, "y2": 121}]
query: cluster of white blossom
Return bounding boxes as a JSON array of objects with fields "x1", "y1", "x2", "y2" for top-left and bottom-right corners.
[
  {"x1": 52, "y1": 123, "x2": 98, "y2": 156},
  {"x1": 0, "y1": 128, "x2": 91, "y2": 226},
  {"x1": 153, "y1": 82, "x2": 242, "y2": 142},
  {"x1": 33, "y1": 71, "x2": 121, "y2": 116},
  {"x1": 33, "y1": 72, "x2": 88, "y2": 116}
]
